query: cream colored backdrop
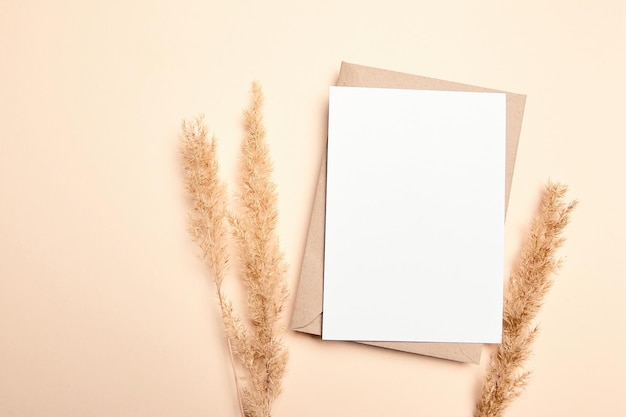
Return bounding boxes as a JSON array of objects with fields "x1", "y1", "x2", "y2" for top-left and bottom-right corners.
[{"x1": 1, "y1": 1, "x2": 624, "y2": 416}]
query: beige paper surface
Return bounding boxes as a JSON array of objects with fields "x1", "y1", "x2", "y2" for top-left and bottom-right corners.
[{"x1": 291, "y1": 62, "x2": 526, "y2": 364}]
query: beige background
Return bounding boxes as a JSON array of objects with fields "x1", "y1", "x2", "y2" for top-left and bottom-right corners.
[{"x1": 1, "y1": 1, "x2": 624, "y2": 416}]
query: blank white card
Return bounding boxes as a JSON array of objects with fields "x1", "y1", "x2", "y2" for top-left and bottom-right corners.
[{"x1": 322, "y1": 86, "x2": 505, "y2": 343}]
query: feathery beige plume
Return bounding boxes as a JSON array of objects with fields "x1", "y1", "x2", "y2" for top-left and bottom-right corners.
[
  {"x1": 180, "y1": 83, "x2": 288, "y2": 417},
  {"x1": 230, "y1": 82, "x2": 289, "y2": 417},
  {"x1": 475, "y1": 182, "x2": 577, "y2": 417},
  {"x1": 180, "y1": 115, "x2": 249, "y2": 416}
]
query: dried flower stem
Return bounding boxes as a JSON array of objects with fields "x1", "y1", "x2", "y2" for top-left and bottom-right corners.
[
  {"x1": 180, "y1": 83, "x2": 288, "y2": 417},
  {"x1": 180, "y1": 116, "x2": 246, "y2": 417},
  {"x1": 230, "y1": 82, "x2": 289, "y2": 417},
  {"x1": 475, "y1": 182, "x2": 577, "y2": 417}
]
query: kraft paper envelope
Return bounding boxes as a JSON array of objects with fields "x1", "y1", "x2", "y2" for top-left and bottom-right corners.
[{"x1": 291, "y1": 62, "x2": 526, "y2": 364}]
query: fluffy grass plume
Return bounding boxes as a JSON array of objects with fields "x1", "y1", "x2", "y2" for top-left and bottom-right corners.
[
  {"x1": 475, "y1": 182, "x2": 577, "y2": 417},
  {"x1": 180, "y1": 115, "x2": 249, "y2": 416},
  {"x1": 230, "y1": 82, "x2": 289, "y2": 417},
  {"x1": 180, "y1": 83, "x2": 288, "y2": 417}
]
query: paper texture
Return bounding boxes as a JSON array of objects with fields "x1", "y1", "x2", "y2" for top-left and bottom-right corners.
[
  {"x1": 291, "y1": 62, "x2": 526, "y2": 363},
  {"x1": 322, "y1": 86, "x2": 506, "y2": 343}
]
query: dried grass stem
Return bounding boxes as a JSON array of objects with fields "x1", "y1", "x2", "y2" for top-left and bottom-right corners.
[
  {"x1": 475, "y1": 182, "x2": 577, "y2": 417},
  {"x1": 180, "y1": 83, "x2": 288, "y2": 417}
]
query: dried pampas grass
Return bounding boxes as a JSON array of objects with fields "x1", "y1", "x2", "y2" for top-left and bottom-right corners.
[
  {"x1": 475, "y1": 182, "x2": 577, "y2": 417},
  {"x1": 180, "y1": 82, "x2": 288, "y2": 417},
  {"x1": 179, "y1": 80, "x2": 577, "y2": 417}
]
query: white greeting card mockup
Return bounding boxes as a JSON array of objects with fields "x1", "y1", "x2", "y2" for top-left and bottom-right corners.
[{"x1": 322, "y1": 86, "x2": 505, "y2": 343}]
